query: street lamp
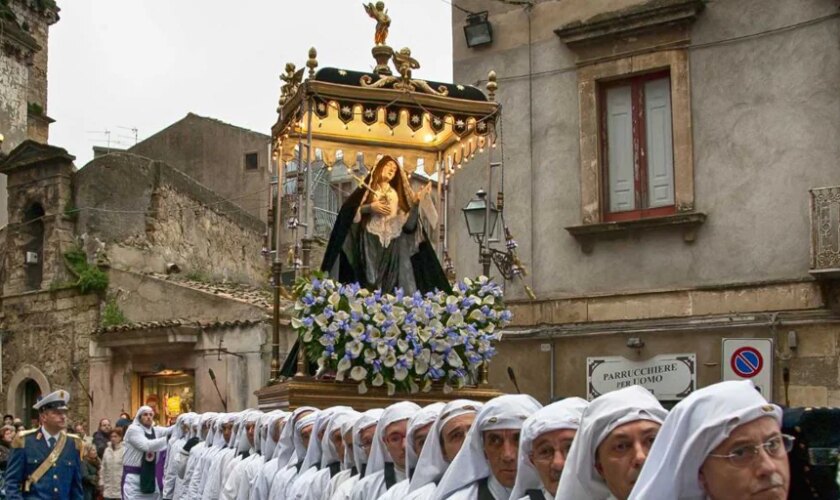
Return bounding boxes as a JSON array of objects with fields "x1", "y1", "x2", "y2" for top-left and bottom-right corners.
[{"x1": 462, "y1": 188, "x2": 500, "y2": 276}]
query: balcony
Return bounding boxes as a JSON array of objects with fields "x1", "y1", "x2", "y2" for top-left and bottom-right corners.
[{"x1": 810, "y1": 186, "x2": 840, "y2": 279}]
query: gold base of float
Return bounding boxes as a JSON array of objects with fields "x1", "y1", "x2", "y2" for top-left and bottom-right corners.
[{"x1": 255, "y1": 377, "x2": 502, "y2": 411}]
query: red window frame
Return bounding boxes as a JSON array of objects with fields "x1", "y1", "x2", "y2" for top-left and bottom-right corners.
[{"x1": 599, "y1": 70, "x2": 675, "y2": 222}]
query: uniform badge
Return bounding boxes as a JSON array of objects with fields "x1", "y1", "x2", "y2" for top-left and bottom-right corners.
[
  {"x1": 36, "y1": 432, "x2": 42, "y2": 440},
  {"x1": 145, "y1": 451, "x2": 155, "y2": 462}
]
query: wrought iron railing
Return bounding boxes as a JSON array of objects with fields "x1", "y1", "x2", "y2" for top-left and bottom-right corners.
[{"x1": 810, "y1": 186, "x2": 840, "y2": 277}]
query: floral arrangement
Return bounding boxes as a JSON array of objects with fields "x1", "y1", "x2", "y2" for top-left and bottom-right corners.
[{"x1": 291, "y1": 273, "x2": 512, "y2": 394}]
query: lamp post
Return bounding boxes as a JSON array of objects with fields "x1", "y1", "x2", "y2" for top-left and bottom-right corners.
[{"x1": 462, "y1": 188, "x2": 500, "y2": 277}]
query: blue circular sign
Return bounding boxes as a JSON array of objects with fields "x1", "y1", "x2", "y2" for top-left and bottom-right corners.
[{"x1": 730, "y1": 347, "x2": 763, "y2": 378}]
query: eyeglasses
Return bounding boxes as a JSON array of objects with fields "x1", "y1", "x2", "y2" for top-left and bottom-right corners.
[
  {"x1": 707, "y1": 434, "x2": 795, "y2": 467},
  {"x1": 530, "y1": 443, "x2": 573, "y2": 464}
]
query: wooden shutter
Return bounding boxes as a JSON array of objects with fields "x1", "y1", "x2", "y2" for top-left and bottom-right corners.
[
  {"x1": 606, "y1": 85, "x2": 635, "y2": 212},
  {"x1": 644, "y1": 78, "x2": 675, "y2": 208}
]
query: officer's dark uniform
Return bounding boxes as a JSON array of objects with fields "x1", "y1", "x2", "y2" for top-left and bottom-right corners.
[{"x1": 3, "y1": 390, "x2": 84, "y2": 500}]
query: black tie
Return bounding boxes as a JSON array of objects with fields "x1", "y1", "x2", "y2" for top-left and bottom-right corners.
[{"x1": 48, "y1": 437, "x2": 56, "y2": 449}]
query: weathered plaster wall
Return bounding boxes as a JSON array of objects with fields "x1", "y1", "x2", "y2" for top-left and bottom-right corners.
[
  {"x1": 129, "y1": 113, "x2": 271, "y2": 222},
  {"x1": 0, "y1": 54, "x2": 28, "y2": 227},
  {"x1": 75, "y1": 153, "x2": 268, "y2": 285},
  {"x1": 88, "y1": 322, "x2": 280, "y2": 420},
  {"x1": 0, "y1": 289, "x2": 99, "y2": 425},
  {"x1": 448, "y1": 0, "x2": 840, "y2": 299}
]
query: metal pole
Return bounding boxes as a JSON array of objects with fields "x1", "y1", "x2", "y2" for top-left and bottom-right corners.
[
  {"x1": 482, "y1": 132, "x2": 495, "y2": 278},
  {"x1": 302, "y1": 90, "x2": 315, "y2": 277},
  {"x1": 270, "y1": 136, "x2": 283, "y2": 382}
]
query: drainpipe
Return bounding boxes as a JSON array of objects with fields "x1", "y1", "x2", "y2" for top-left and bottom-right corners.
[{"x1": 549, "y1": 341, "x2": 556, "y2": 401}]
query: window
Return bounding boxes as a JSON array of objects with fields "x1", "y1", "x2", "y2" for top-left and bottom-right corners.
[
  {"x1": 600, "y1": 71, "x2": 674, "y2": 221},
  {"x1": 244, "y1": 152, "x2": 259, "y2": 170}
]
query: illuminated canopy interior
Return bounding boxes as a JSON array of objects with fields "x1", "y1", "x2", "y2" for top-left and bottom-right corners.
[{"x1": 272, "y1": 67, "x2": 500, "y2": 178}]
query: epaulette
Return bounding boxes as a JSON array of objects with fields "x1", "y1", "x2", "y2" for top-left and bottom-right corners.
[
  {"x1": 11, "y1": 428, "x2": 37, "y2": 449},
  {"x1": 65, "y1": 433, "x2": 84, "y2": 450}
]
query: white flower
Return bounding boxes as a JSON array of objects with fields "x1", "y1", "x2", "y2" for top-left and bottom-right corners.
[
  {"x1": 447, "y1": 350, "x2": 464, "y2": 368},
  {"x1": 314, "y1": 314, "x2": 328, "y2": 328},
  {"x1": 376, "y1": 342, "x2": 389, "y2": 356},
  {"x1": 348, "y1": 340, "x2": 363, "y2": 358},
  {"x1": 417, "y1": 327, "x2": 432, "y2": 343},
  {"x1": 364, "y1": 349, "x2": 377, "y2": 363},
  {"x1": 482, "y1": 295, "x2": 495, "y2": 306},
  {"x1": 478, "y1": 276, "x2": 489, "y2": 285},
  {"x1": 443, "y1": 383, "x2": 453, "y2": 394},
  {"x1": 394, "y1": 365, "x2": 408, "y2": 381},
  {"x1": 372, "y1": 373, "x2": 384, "y2": 387},
  {"x1": 303, "y1": 330, "x2": 313, "y2": 342},
  {"x1": 337, "y1": 357, "x2": 352, "y2": 374},
  {"x1": 334, "y1": 310, "x2": 349, "y2": 322},
  {"x1": 349, "y1": 323, "x2": 365, "y2": 338},
  {"x1": 350, "y1": 366, "x2": 368, "y2": 381},
  {"x1": 463, "y1": 277, "x2": 474, "y2": 286},
  {"x1": 409, "y1": 379, "x2": 420, "y2": 393},
  {"x1": 357, "y1": 381, "x2": 368, "y2": 394},
  {"x1": 373, "y1": 312, "x2": 386, "y2": 324},
  {"x1": 382, "y1": 352, "x2": 397, "y2": 368},
  {"x1": 397, "y1": 338, "x2": 409, "y2": 353},
  {"x1": 386, "y1": 382, "x2": 396, "y2": 396},
  {"x1": 447, "y1": 312, "x2": 464, "y2": 327},
  {"x1": 291, "y1": 317, "x2": 303, "y2": 329},
  {"x1": 468, "y1": 309, "x2": 486, "y2": 322},
  {"x1": 421, "y1": 379, "x2": 432, "y2": 392},
  {"x1": 328, "y1": 292, "x2": 340, "y2": 307}
]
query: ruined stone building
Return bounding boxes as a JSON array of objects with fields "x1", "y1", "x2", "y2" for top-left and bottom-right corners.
[
  {"x1": 448, "y1": 0, "x2": 840, "y2": 406},
  {"x1": 0, "y1": 136, "x2": 293, "y2": 429},
  {"x1": 0, "y1": 0, "x2": 58, "y2": 226}
]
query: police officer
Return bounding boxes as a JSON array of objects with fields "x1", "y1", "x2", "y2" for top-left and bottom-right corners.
[{"x1": 4, "y1": 389, "x2": 84, "y2": 499}]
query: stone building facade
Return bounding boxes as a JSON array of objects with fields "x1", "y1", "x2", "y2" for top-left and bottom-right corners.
[
  {"x1": 0, "y1": 0, "x2": 58, "y2": 227},
  {"x1": 128, "y1": 113, "x2": 272, "y2": 222},
  {"x1": 448, "y1": 0, "x2": 840, "y2": 405},
  {"x1": 0, "y1": 139, "x2": 293, "y2": 430}
]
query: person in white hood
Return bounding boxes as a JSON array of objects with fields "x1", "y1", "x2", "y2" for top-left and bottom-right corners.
[
  {"x1": 320, "y1": 411, "x2": 364, "y2": 500},
  {"x1": 252, "y1": 407, "x2": 314, "y2": 500},
  {"x1": 510, "y1": 398, "x2": 588, "y2": 500},
  {"x1": 286, "y1": 407, "x2": 354, "y2": 500},
  {"x1": 378, "y1": 402, "x2": 445, "y2": 500},
  {"x1": 433, "y1": 394, "x2": 542, "y2": 500},
  {"x1": 162, "y1": 412, "x2": 193, "y2": 500},
  {"x1": 554, "y1": 386, "x2": 667, "y2": 500},
  {"x1": 329, "y1": 408, "x2": 384, "y2": 500},
  {"x1": 350, "y1": 401, "x2": 421, "y2": 500},
  {"x1": 268, "y1": 409, "x2": 320, "y2": 499},
  {"x1": 122, "y1": 405, "x2": 172, "y2": 500},
  {"x1": 219, "y1": 410, "x2": 264, "y2": 500},
  {"x1": 198, "y1": 412, "x2": 238, "y2": 499},
  {"x1": 629, "y1": 380, "x2": 790, "y2": 500},
  {"x1": 406, "y1": 399, "x2": 483, "y2": 500},
  {"x1": 181, "y1": 412, "x2": 217, "y2": 500},
  {"x1": 295, "y1": 410, "x2": 360, "y2": 500}
]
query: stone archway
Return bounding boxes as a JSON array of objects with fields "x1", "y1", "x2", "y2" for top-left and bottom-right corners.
[{"x1": 6, "y1": 364, "x2": 50, "y2": 424}]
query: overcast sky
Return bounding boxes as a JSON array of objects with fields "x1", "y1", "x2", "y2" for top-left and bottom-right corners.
[{"x1": 48, "y1": 0, "x2": 454, "y2": 167}]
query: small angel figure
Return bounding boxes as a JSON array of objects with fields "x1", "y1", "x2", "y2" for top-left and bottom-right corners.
[
  {"x1": 363, "y1": 1, "x2": 391, "y2": 46},
  {"x1": 392, "y1": 47, "x2": 420, "y2": 82},
  {"x1": 280, "y1": 63, "x2": 305, "y2": 99}
]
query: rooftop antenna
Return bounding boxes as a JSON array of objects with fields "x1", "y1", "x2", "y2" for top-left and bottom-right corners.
[{"x1": 117, "y1": 125, "x2": 139, "y2": 145}]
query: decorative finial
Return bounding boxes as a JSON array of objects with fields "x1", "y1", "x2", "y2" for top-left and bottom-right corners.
[
  {"x1": 278, "y1": 63, "x2": 305, "y2": 112},
  {"x1": 307, "y1": 47, "x2": 318, "y2": 78},
  {"x1": 364, "y1": 1, "x2": 391, "y2": 46},
  {"x1": 486, "y1": 70, "x2": 497, "y2": 102}
]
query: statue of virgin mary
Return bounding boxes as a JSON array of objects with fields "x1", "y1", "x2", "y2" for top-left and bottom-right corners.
[{"x1": 321, "y1": 154, "x2": 451, "y2": 295}]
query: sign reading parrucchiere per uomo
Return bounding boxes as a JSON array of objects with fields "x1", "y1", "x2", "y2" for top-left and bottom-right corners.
[{"x1": 587, "y1": 353, "x2": 696, "y2": 401}]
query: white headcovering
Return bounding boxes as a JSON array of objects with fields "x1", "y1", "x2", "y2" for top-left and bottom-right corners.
[
  {"x1": 273, "y1": 406, "x2": 318, "y2": 464},
  {"x1": 554, "y1": 385, "x2": 667, "y2": 500},
  {"x1": 510, "y1": 397, "x2": 589, "y2": 500},
  {"x1": 291, "y1": 411, "x2": 319, "y2": 463},
  {"x1": 352, "y1": 408, "x2": 384, "y2": 475},
  {"x1": 406, "y1": 403, "x2": 445, "y2": 474},
  {"x1": 366, "y1": 401, "x2": 421, "y2": 475},
  {"x1": 169, "y1": 412, "x2": 192, "y2": 444},
  {"x1": 212, "y1": 413, "x2": 238, "y2": 448},
  {"x1": 301, "y1": 407, "x2": 353, "y2": 471},
  {"x1": 408, "y1": 399, "x2": 483, "y2": 493},
  {"x1": 235, "y1": 410, "x2": 262, "y2": 454},
  {"x1": 322, "y1": 410, "x2": 361, "y2": 469},
  {"x1": 433, "y1": 394, "x2": 542, "y2": 500},
  {"x1": 133, "y1": 405, "x2": 155, "y2": 427},
  {"x1": 629, "y1": 380, "x2": 781, "y2": 500},
  {"x1": 262, "y1": 411, "x2": 289, "y2": 458}
]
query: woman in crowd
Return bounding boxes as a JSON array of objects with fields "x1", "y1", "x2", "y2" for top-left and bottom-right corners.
[
  {"x1": 0, "y1": 424, "x2": 14, "y2": 499},
  {"x1": 82, "y1": 443, "x2": 101, "y2": 500},
  {"x1": 99, "y1": 428, "x2": 125, "y2": 500}
]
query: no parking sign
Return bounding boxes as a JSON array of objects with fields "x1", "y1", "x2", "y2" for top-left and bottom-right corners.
[{"x1": 722, "y1": 338, "x2": 773, "y2": 398}]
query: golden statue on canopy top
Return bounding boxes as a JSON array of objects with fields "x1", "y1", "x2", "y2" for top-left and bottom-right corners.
[{"x1": 363, "y1": 1, "x2": 391, "y2": 46}]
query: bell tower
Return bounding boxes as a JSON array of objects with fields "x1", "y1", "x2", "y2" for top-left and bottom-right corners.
[{"x1": 0, "y1": 140, "x2": 76, "y2": 295}]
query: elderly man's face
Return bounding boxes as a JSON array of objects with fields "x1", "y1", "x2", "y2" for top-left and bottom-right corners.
[
  {"x1": 441, "y1": 413, "x2": 475, "y2": 462},
  {"x1": 699, "y1": 417, "x2": 789, "y2": 500},
  {"x1": 483, "y1": 429, "x2": 520, "y2": 488},
  {"x1": 246, "y1": 422, "x2": 256, "y2": 446},
  {"x1": 411, "y1": 422, "x2": 433, "y2": 458},
  {"x1": 359, "y1": 425, "x2": 377, "y2": 459},
  {"x1": 384, "y1": 419, "x2": 409, "y2": 469},
  {"x1": 530, "y1": 428, "x2": 577, "y2": 496},
  {"x1": 595, "y1": 419, "x2": 660, "y2": 500},
  {"x1": 221, "y1": 423, "x2": 234, "y2": 443},
  {"x1": 139, "y1": 412, "x2": 154, "y2": 428},
  {"x1": 331, "y1": 429, "x2": 346, "y2": 462},
  {"x1": 300, "y1": 423, "x2": 314, "y2": 449}
]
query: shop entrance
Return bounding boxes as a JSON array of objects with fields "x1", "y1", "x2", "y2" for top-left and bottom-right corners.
[{"x1": 138, "y1": 370, "x2": 195, "y2": 425}]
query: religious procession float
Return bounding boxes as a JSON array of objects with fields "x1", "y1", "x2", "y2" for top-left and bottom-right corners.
[{"x1": 256, "y1": 2, "x2": 531, "y2": 411}]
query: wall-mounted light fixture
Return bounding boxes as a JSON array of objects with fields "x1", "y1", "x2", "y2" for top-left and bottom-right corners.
[{"x1": 464, "y1": 11, "x2": 493, "y2": 48}]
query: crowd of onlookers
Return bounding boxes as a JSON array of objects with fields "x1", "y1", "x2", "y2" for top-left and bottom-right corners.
[{"x1": 0, "y1": 412, "x2": 133, "y2": 500}]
